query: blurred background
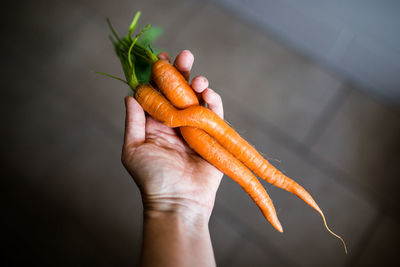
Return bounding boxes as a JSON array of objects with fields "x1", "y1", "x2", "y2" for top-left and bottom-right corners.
[{"x1": 2, "y1": 0, "x2": 400, "y2": 266}]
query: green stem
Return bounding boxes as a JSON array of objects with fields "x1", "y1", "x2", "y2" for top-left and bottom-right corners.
[
  {"x1": 106, "y1": 18, "x2": 121, "y2": 42},
  {"x1": 95, "y1": 72, "x2": 128, "y2": 84},
  {"x1": 104, "y1": 14, "x2": 160, "y2": 91},
  {"x1": 128, "y1": 24, "x2": 151, "y2": 67},
  {"x1": 133, "y1": 42, "x2": 158, "y2": 63},
  {"x1": 129, "y1": 11, "x2": 141, "y2": 38}
]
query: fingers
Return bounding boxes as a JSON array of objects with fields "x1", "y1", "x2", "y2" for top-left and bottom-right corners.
[
  {"x1": 157, "y1": 51, "x2": 170, "y2": 62},
  {"x1": 203, "y1": 88, "x2": 224, "y2": 119},
  {"x1": 123, "y1": 96, "x2": 146, "y2": 149},
  {"x1": 191, "y1": 76, "x2": 209, "y2": 93},
  {"x1": 190, "y1": 75, "x2": 223, "y2": 119},
  {"x1": 174, "y1": 50, "x2": 194, "y2": 80}
]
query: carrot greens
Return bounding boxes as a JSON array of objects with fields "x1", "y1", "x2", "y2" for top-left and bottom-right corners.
[{"x1": 98, "y1": 11, "x2": 161, "y2": 90}]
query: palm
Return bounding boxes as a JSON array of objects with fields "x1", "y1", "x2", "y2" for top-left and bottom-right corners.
[{"x1": 124, "y1": 117, "x2": 223, "y2": 211}]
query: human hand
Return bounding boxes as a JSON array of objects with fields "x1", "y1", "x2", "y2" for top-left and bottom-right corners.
[{"x1": 122, "y1": 50, "x2": 224, "y2": 222}]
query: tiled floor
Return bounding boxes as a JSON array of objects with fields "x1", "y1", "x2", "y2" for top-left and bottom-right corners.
[{"x1": 3, "y1": 0, "x2": 400, "y2": 266}]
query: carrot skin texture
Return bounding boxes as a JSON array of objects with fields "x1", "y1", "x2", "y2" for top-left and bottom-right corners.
[
  {"x1": 181, "y1": 127, "x2": 283, "y2": 232},
  {"x1": 152, "y1": 60, "x2": 199, "y2": 109}
]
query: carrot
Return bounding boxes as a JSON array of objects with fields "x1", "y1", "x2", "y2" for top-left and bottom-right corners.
[
  {"x1": 152, "y1": 60, "x2": 199, "y2": 109},
  {"x1": 101, "y1": 12, "x2": 347, "y2": 253}
]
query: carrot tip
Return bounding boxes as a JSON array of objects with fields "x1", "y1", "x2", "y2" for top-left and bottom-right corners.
[{"x1": 273, "y1": 221, "x2": 283, "y2": 233}]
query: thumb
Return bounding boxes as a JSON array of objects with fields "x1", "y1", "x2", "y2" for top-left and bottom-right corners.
[{"x1": 123, "y1": 96, "x2": 146, "y2": 149}]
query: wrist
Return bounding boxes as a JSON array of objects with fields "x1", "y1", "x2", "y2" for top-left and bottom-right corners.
[
  {"x1": 141, "y1": 198, "x2": 216, "y2": 267},
  {"x1": 143, "y1": 197, "x2": 212, "y2": 228}
]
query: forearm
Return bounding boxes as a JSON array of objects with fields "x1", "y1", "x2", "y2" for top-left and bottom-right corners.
[{"x1": 141, "y1": 205, "x2": 216, "y2": 267}]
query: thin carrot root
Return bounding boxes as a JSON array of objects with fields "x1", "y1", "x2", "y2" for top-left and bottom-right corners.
[{"x1": 319, "y1": 211, "x2": 348, "y2": 254}]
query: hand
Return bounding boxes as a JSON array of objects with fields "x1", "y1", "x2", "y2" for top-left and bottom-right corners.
[{"x1": 122, "y1": 50, "x2": 224, "y2": 222}]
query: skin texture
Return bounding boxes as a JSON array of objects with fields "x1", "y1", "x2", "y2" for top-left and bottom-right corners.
[{"x1": 122, "y1": 50, "x2": 223, "y2": 267}]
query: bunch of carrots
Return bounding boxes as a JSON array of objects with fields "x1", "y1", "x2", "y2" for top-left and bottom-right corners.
[{"x1": 99, "y1": 11, "x2": 347, "y2": 253}]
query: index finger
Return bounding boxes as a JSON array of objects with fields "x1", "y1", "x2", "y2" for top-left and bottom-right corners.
[{"x1": 157, "y1": 51, "x2": 170, "y2": 62}]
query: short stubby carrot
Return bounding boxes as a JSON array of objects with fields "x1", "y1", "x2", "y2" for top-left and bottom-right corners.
[{"x1": 152, "y1": 60, "x2": 199, "y2": 109}]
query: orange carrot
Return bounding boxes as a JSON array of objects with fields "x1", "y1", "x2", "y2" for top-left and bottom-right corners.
[{"x1": 152, "y1": 60, "x2": 199, "y2": 109}]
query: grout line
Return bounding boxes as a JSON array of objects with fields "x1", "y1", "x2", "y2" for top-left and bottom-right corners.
[
  {"x1": 344, "y1": 212, "x2": 384, "y2": 267},
  {"x1": 303, "y1": 83, "x2": 353, "y2": 148}
]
